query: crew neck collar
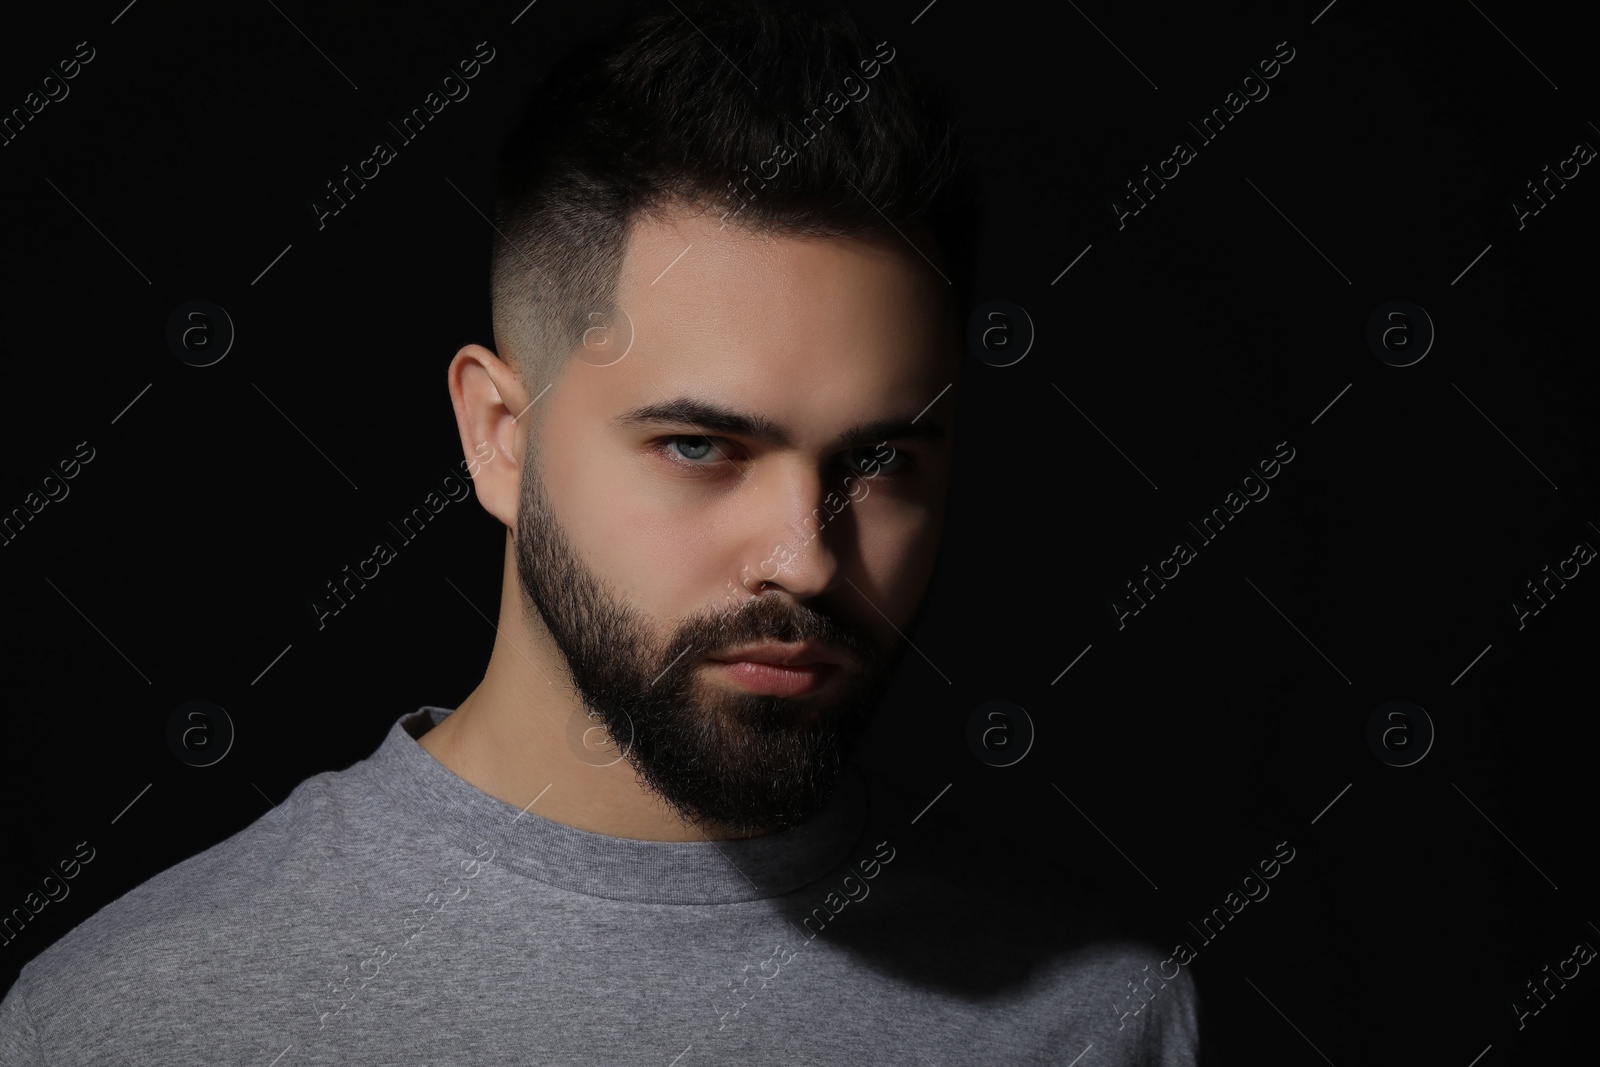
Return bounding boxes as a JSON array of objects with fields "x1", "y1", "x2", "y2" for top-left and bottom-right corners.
[{"x1": 358, "y1": 706, "x2": 871, "y2": 905}]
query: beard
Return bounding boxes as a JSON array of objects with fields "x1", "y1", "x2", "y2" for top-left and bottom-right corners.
[{"x1": 513, "y1": 444, "x2": 904, "y2": 838}]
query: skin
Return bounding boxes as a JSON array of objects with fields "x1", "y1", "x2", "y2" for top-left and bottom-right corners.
[{"x1": 420, "y1": 203, "x2": 958, "y2": 841}]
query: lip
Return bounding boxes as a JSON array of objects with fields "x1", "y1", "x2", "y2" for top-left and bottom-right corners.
[
  {"x1": 706, "y1": 640, "x2": 844, "y2": 667},
  {"x1": 707, "y1": 659, "x2": 839, "y2": 697}
]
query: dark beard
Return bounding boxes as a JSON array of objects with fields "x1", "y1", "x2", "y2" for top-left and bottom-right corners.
[{"x1": 513, "y1": 444, "x2": 901, "y2": 837}]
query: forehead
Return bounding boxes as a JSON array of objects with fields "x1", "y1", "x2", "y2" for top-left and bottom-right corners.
[{"x1": 580, "y1": 208, "x2": 954, "y2": 438}]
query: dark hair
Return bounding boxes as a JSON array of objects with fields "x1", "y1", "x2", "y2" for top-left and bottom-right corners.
[{"x1": 488, "y1": 0, "x2": 978, "y2": 402}]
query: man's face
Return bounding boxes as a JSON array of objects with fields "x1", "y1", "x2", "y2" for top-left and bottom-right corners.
[{"x1": 513, "y1": 208, "x2": 956, "y2": 837}]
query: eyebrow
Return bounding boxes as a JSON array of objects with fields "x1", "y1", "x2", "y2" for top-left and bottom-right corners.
[{"x1": 612, "y1": 396, "x2": 947, "y2": 449}]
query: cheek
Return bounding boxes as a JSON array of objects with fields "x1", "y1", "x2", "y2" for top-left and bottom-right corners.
[
  {"x1": 559, "y1": 444, "x2": 742, "y2": 621},
  {"x1": 542, "y1": 445, "x2": 659, "y2": 593},
  {"x1": 857, "y1": 511, "x2": 941, "y2": 618},
  {"x1": 609, "y1": 488, "x2": 738, "y2": 613}
]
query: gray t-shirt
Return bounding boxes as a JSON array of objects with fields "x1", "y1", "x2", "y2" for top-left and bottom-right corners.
[{"x1": 1, "y1": 706, "x2": 1199, "y2": 1065}]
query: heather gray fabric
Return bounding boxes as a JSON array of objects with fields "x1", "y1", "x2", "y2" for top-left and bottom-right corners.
[{"x1": 1, "y1": 706, "x2": 1199, "y2": 1065}]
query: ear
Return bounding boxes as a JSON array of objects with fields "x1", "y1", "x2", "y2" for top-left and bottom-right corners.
[{"x1": 447, "y1": 344, "x2": 527, "y2": 528}]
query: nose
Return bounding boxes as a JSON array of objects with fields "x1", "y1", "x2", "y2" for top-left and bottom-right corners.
[{"x1": 737, "y1": 463, "x2": 847, "y2": 600}]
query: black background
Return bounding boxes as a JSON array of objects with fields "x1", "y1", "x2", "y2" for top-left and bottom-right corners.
[{"x1": 2, "y1": 0, "x2": 1597, "y2": 1064}]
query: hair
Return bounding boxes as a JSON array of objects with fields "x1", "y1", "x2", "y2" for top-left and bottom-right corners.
[{"x1": 487, "y1": 0, "x2": 979, "y2": 416}]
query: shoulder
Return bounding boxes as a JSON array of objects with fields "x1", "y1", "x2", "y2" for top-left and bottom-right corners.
[
  {"x1": 0, "y1": 973, "x2": 47, "y2": 1066},
  {"x1": 839, "y1": 761, "x2": 1201, "y2": 1060},
  {"x1": 9, "y1": 762, "x2": 366, "y2": 1023}
]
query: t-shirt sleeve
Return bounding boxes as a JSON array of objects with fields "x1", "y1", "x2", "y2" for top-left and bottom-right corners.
[
  {"x1": 0, "y1": 975, "x2": 50, "y2": 1066},
  {"x1": 1142, "y1": 961, "x2": 1201, "y2": 1066}
]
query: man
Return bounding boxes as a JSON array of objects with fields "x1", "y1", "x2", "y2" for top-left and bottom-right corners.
[{"x1": 1, "y1": 2, "x2": 1199, "y2": 1062}]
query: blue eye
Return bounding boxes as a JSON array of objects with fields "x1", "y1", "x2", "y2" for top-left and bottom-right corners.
[
  {"x1": 654, "y1": 435, "x2": 737, "y2": 472},
  {"x1": 651, "y1": 436, "x2": 911, "y2": 479},
  {"x1": 668, "y1": 436, "x2": 717, "y2": 462}
]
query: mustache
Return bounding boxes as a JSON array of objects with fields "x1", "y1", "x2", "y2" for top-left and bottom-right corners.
[{"x1": 686, "y1": 596, "x2": 877, "y2": 666}]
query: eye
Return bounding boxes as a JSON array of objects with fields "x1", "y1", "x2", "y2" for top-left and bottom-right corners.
[
  {"x1": 652, "y1": 435, "x2": 741, "y2": 472},
  {"x1": 650, "y1": 436, "x2": 913, "y2": 479},
  {"x1": 844, "y1": 444, "x2": 910, "y2": 478}
]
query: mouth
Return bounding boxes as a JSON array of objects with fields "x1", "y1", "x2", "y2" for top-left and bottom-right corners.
[
  {"x1": 705, "y1": 659, "x2": 840, "y2": 696},
  {"x1": 704, "y1": 641, "x2": 847, "y2": 697},
  {"x1": 706, "y1": 640, "x2": 845, "y2": 668}
]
